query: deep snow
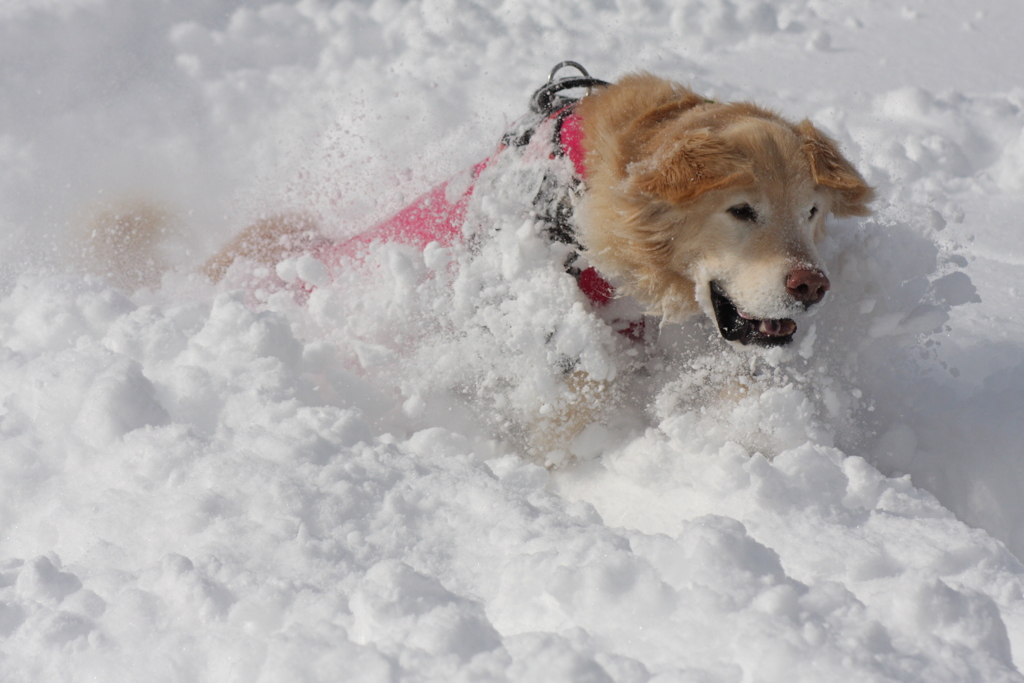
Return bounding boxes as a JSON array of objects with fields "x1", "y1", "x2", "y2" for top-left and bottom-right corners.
[{"x1": 3, "y1": 0, "x2": 1024, "y2": 681}]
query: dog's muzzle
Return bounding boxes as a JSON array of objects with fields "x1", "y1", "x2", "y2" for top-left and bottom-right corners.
[{"x1": 709, "y1": 282, "x2": 797, "y2": 347}]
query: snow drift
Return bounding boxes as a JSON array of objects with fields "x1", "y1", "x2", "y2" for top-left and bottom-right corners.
[{"x1": 3, "y1": 0, "x2": 1024, "y2": 681}]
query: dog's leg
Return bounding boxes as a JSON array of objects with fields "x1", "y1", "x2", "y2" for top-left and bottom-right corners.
[
  {"x1": 202, "y1": 213, "x2": 322, "y2": 283},
  {"x1": 530, "y1": 370, "x2": 610, "y2": 466}
]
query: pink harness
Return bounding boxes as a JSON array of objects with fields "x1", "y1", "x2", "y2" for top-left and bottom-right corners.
[
  {"x1": 318, "y1": 108, "x2": 620, "y2": 310},
  {"x1": 312, "y1": 60, "x2": 647, "y2": 344}
]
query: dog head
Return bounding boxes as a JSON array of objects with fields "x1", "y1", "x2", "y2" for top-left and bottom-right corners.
[{"x1": 578, "y1": 76, "x2": 873, "y2": 346}]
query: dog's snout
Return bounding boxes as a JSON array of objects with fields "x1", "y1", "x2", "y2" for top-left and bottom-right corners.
[{"x1": 786, "y1": 268, "x2": 830, "y2": 306}]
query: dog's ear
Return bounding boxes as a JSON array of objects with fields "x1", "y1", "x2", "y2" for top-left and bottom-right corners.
[
  {"x1": 627, "y1": 129, "x2": 753, "y2": 203},
  {"x1": 798, "y1": 120, "x2": 874, "y2": 217}
]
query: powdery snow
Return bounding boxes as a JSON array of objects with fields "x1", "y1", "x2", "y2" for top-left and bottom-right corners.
[{"x1": 3, "y1": 0, "x2": 1024, "y2": 681}]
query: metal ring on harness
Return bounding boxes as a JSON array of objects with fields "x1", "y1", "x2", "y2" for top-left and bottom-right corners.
[
  {"x1": 530, "y1": 62, "x2": 610, "y2": 115},
  {"x1": 547, "y1": 61, "x2": 592, "y2": 82}
]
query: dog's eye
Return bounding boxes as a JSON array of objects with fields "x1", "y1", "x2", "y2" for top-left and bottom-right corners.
[
  {"x1": 808, "y1": 205, "x2": 819, "y2": 220},
  {"x1": 727, "y1": 204, "x2": 758, "y2": 223}
]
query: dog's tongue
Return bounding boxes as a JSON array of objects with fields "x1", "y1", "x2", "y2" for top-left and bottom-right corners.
[
  {"x1": 759, "y1": 318, "x2": 797, "y2": 337},
  {"x1": 709, "y1": 282, "x2": 797, "y2": 346}
]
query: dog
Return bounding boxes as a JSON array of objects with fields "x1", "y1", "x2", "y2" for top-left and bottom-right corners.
[
  {"x1": 209, "y1": 66, "x2": 871, "y2": 343},
  {"x1": 99, "y1": 65, "x2": 874, "y2": 459}
]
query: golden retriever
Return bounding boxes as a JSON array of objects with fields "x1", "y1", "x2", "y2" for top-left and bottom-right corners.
[
  {"x1": 207, "y1": 72, "x2": 872, "y2": 350},
  {"x1": 86, "y1": 70, "x2": 873, "y2": 459}
]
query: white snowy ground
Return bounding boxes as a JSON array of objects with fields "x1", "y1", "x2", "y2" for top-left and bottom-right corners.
[{"x1": 3, "y1": 0, "x2": 1024, "y2": 681}]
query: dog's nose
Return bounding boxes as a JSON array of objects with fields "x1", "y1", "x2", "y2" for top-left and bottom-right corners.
[{"x1": 786, "y1": 268, "x2": 830, "y2": 306}]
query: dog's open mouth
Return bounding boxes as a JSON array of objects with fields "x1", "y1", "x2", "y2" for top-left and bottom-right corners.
[{"x1": 709, "y1": 281, "x2": 796, "y2": 347}]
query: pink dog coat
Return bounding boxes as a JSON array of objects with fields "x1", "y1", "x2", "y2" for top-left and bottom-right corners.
[
  {"x1": 320, "y1": 107, "x2": 629, "y2": 311},
  {"x1": 312, "y1": 76, "x2": 646, "y2": 342}
]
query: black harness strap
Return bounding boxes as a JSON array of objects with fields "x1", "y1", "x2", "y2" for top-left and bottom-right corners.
[
  {"x1": 530, "y1": 75, "x2": 610, "y2": 115},
  {"x1": 497, "y1": 63, "x2": 615, "y2": 300}
]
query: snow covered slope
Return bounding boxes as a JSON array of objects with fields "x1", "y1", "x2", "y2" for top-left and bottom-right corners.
[{"x1": 3, "y1": 0, "x2": 1024, "y2": 681}]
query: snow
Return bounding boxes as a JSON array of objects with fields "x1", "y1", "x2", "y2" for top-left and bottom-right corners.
[{"x1": 3, "y1": 0, "x2": 1024, "y2": 681}]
